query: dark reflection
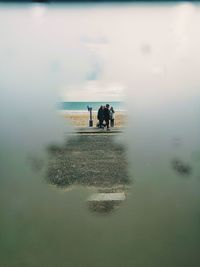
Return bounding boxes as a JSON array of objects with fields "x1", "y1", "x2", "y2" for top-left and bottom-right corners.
[
  {"x1": 171, "y1": 158, "x2": 192, "y2": 176},
  {"x1": 88, "y1": 201, "x2": 116, "y2": 214},
  {"x1": 46, "y1": 130, "x2": 130, "y2": 214}
]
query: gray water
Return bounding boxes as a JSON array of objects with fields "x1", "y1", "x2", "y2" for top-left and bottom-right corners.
[{"x1": 1, "y1": 3, "x2": 200, "y2": 267}]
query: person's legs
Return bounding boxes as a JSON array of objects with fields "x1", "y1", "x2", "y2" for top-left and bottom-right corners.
[
  {"x1": 111, "y1": 119, "x2": 114, "y2": 127},
  {"x1": 105, "y1": 119, "x2": 110, "y2": 130},
  {"x1": 99, "y1": 119, "x2": 104, "y2": 128}
]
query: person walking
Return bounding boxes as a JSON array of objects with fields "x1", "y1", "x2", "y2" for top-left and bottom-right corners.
[
  {"x1": 97, "y1": 105, "x2": 104, "y2": 128},
  {"x1": 110, "y1": 106, "x2": 115, "y2": 127},
  {"x1": 104, "y1": 104, "x2": 110, "y2": 130}
]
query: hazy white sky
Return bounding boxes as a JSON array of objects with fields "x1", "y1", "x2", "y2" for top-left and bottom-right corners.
[{"x1": 0, "y1": 2, "x2": 200, "y2": 103}]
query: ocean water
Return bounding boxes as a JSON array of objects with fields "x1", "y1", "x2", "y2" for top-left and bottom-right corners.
[{"x1": 59, "y1": 102, "x2": 125, "y2": 111}]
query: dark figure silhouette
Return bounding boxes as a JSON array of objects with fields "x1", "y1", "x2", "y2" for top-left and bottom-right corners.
[
  {"x1": 104, "y1": 104, "x2": 110, "y2": 130},
  {"x1": 97, "y1": 106, "x2": 104, "y2": 128}
]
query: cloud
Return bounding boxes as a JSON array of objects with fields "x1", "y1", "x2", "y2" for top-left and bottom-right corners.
[{"x1": 60, "y1": 81, "x2": 125, "y2": 101}]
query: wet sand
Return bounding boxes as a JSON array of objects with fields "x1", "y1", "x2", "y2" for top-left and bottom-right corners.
[{"x1": 46, "y1": 133, "x2": 129, "y2": 188}]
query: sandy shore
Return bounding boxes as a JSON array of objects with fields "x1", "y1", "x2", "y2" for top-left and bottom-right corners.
[{"x1": 63, "y1": 111, "x2": 126, "y2": 127}]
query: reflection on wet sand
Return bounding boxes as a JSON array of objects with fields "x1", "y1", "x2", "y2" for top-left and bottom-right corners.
[
  {"x1": 46, "y1": 128, "x2": 130, "y2": 213},
  {"x1": 171, "y1": 158, "x2": 192, "y2": 177}
]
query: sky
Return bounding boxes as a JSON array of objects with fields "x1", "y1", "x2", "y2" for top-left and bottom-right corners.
[{"x1": 1, "y1": 2, "x2": 200, "y2": 103}]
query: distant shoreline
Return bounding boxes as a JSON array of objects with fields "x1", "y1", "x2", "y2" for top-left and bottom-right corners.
[{"x1": 59, "y1": 101, "x2": 125, "y2": 112}]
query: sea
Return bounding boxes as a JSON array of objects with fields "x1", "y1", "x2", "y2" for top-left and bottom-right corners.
[{"x1": 58, "y1": 101, "x2": 125, "y2": 112}]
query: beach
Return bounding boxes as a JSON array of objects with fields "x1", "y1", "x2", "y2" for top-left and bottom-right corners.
[{"x1": 62, "y1": 111, "x2": 126, "y2": 127}]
